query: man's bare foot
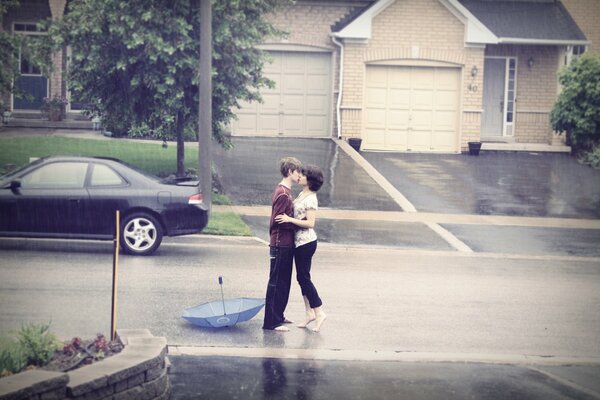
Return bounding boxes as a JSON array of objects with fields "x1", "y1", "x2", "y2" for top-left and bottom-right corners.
[
  {"x1": 283, "y1": 318, "x2": 294, "y2": 324},
  {"x1": 274, "y1": 325, "x2": 290, "y2": 332},
  {"x1": 312, "y1": 312, "x2": 326, "y2": 332}
]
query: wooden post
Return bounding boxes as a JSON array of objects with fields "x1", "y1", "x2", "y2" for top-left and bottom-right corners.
[
  {"x1": 111, "y1": 210, "x2": 120, "y2": 341},
  {"x1": 198, "y1": 0, "x2": 212, "y2": 212}
]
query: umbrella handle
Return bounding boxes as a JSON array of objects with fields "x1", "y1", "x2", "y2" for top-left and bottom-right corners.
[{"x1": 218, "y1": 276, "x2": 226, "y2": 315}]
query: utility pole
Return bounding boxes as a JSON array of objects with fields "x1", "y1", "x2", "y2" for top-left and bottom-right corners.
[{"x1": 198, "y1": 0, "x2": 212, "y2": 211}]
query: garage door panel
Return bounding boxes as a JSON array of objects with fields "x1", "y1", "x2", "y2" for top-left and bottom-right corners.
[
  {"x1": 282, "y1": 94, "x2": 304, "y2": 114},
  {"x1": 389, "y1": 88, "x2": 410, "y2": 108},
  {"x1": 365, "y1": 109, "x2": 387, "y2": 129},
  {"x1": 366, "y1": 66, "x2": 388, "y2": 87},
  {"x1": 433, "y1": 111, "x2": 458, "y2": 130},
  {"x1": 306, "y1": 95, "x2": 328, "y2": 113},
  {"x1": 282, "y1": 115, "x2": 304, "y2": 134},
  {"x1": 306, "y1": 116, "x2": 328, "y2": 135},
  {"x1": 366, "y1": 87, "x2": 387, "y2": 106},
  {"x1": 260, "y1": 93, "x2": 281, "y2": 114},
  {"x1": 386, "y1": 130, "x2": 408, "y2": 148},
  {"x1": 282, "y1": 74, "x2": 305, "y2": 94},
  {"x1": 412, "y1": 89, "x2": 434, "y2": 108},
  {"x1": 283, "y1": 53, "x2": 306, "y2": 73},
  {"x1": 235, "y1": 114, "x2": 258, "y2": 134},
  {"x1": 408, "y1": 130, "x2": 431, "y2": 150},
  {"x1": 431, "y1": 131, "x2": 456, "y2": 150},
  {"x1": 435, "y1": 90, "x2": 458, "y2": 108},
  {"x1": 387, "y1": 110, "x2": 410, "y2": 130},
  {"x1": 388, "y1": 68, "x2": 411, "y2": 87},
  {"x1": 364, "y1": 128, "x2": 385, "y2": 148},
  {"x1": 258, "y1": 115, "x2": 280, "y2": 135},
  {"x1": 412, "y1": 110, "x2": 433, "y2": 128}
]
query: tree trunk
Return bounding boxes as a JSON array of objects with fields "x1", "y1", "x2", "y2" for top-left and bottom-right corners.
[{"x1": 176, "y1": 111, "x2": 185, "y2": 177}]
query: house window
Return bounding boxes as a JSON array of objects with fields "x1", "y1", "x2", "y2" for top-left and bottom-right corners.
[
  {"x1": 504, "y1": 58, "x2": 517, "y2": 136},
  {"x1": 572, "y1": 45, "x2": 586, "y2": 57},
  {"x1": 13, "y1": 22, "x2": 46, "y2": 76}
]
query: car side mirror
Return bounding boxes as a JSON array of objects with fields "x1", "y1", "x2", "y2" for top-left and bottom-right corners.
[{"x1": 10, "y1": 179, "x2": 21, "y2": 193}]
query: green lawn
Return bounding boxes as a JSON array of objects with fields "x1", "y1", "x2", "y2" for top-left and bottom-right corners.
[
  {"x1": 0, "y1": 136, "x2": 251, "y2": 237},
  {"x1": 0, "y1": 136, "x2": 199, "y2": 176}
]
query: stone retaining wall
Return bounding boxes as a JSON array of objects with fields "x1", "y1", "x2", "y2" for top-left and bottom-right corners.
[{"x1": 0, "y1": 329, "x2": 170, "y2": 400}]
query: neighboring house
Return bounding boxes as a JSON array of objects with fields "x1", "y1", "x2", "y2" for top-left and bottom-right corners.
[
  {"x1": 1, "y1": 0, "x2": 67, "y2": 114},
  {"x1": 3, "y1": 0, "x2": 598, "y2": 153}
]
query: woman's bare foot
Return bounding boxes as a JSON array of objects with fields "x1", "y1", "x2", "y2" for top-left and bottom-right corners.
[
  {"x1": 297, "y1": 312, "x2": 316, "y2": 328},
  {"x1": 274, "y1": 325, "x2": 290, "y2": 332},
  {"x1": 312, "y1": 312, "x2": 326, "y2": 332}
]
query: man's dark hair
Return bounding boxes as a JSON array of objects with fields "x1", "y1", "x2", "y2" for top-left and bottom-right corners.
[{"x1": 302, "y1": 165, "x2": 324, "y2": 192}]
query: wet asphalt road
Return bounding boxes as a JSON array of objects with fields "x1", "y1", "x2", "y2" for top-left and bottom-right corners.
[{"x1": 169, "y1": 356, "x2": 600, "y2": 400}]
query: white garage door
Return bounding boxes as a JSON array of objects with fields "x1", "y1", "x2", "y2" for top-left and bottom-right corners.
[
  {"x1": 364, "y1": 65, "x2": 460, "y2": 152},
  {"x1": 232, "y1": 51, "x2": 331, "y2": 137}
]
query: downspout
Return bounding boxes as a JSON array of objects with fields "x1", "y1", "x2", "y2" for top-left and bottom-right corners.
[{"x1": 331, "y1": 35, "x2": 344, "y2": 139}]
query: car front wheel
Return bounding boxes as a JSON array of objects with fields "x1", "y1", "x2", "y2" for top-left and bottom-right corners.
[{"x1": 120, "y1": 213, "x2": 163, "y2": 256}]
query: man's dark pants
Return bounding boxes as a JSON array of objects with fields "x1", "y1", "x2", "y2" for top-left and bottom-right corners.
[{"x1": 263, "y1": 245, "x2": 293, "y2": 330}]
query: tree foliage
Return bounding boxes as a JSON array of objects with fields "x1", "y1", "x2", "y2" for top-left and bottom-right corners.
[
  {"x1": 44, "y1": 0, "x2": 287, "y2": 175},
  {"x1": 550, "y1": 53, "x2": 600, "y2": 148},
  {"x1": 0, "y1": 0, "x2": 23, "y2": 111}
]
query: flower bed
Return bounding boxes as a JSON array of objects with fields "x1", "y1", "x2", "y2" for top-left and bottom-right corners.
[{"x1": 0, "y1": 329, "x2": 170, "y2": 400}]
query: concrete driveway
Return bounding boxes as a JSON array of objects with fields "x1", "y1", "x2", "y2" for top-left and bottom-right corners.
[
  {"x1": 361, "y1": 151, "x2": 600, "y2": 219},
  {"x1": 213, "y1": 137, "x2": 600, "y2": 257}
]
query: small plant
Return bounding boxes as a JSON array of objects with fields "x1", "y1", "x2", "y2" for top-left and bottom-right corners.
[
  {"x1": 40, "y1": 96, "x2": 68, "y2": 113},
  {"x1": 0, "y1": 336, "x2": 27, "y2": 377},
  {"x1": 17, "y1": 322, "x2": 61, "y2": 367},
  {"x1": 40, "y1": 96, "x2": 68, "y2": 121}
]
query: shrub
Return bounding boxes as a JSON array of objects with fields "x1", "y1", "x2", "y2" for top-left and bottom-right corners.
[
  {"x1": 581, "y1": 145, "x2": 600, "y2": 169},
  {"x1": 550, "y1": 53, "x2": 600, "y2": 151},
  {"x1": 17, "y1": 322, "x2": 61, "y2": 367},
  {"x1": 0, "y1": 336, "x2": 27, "y2": 377}
]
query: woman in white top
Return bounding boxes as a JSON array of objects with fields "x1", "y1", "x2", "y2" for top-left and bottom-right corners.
[{"x1": 275, "y1": 165, "x2": 326, "y2": 332}]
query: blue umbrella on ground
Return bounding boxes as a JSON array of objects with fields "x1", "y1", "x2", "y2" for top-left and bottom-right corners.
[{"x1": 182, "y1": 276, "x2": 265, "y2": 328}]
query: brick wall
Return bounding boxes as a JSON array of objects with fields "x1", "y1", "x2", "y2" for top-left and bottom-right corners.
[
  {"x1": 338, "y1": 0, "x2": 485, "y2": 150},
  {"x1": 562, "y1": 0, "x2": 600, "y2": 54}
]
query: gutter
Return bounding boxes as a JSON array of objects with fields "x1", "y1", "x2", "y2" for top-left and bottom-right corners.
[{"x1": 331, "y1": 35, "x2": 344, "y2": 139}]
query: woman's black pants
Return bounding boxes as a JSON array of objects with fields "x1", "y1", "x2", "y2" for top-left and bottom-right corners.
[{"x1": 294, "y1": 240, "x2": 322, "y2": 308}]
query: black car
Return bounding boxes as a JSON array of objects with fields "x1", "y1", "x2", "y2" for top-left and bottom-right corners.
[{"x1": 0, "y1": 156, "x2": 208, "y2": 255}]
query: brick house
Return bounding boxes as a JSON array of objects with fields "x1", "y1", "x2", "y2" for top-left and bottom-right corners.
[{"x1": 3, "y1": 0, "x2": 598, "y2": 153}]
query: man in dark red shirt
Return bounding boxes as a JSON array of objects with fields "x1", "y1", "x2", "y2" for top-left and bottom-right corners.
[{"x1": 263, "y1": 157, "x2": 301, "y2": 331}]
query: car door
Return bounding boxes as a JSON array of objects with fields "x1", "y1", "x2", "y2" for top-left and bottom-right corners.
[
  {"x1": 82, "y1": 162, "x2": 130, "y2": 236},
  {"x1": 16, "y1": 161, "x2": 90, "y2": 235}
]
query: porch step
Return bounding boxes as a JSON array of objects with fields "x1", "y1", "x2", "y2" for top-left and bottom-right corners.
[
  {"x1": 3, "y1": 116, "x2": 95, "y2": 130},
  {"x1": 481, "y1": 142, "x2": 571, "y2": 153}
]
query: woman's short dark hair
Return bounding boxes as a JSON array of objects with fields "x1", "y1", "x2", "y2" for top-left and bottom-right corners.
[{"x1": 302, "y1": 165, "x2": 324, "y2": 192}]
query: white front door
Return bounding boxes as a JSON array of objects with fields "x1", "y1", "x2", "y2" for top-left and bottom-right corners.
[{"x1": 482, "y1": 58, "x2": 505, "y2": 136}]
